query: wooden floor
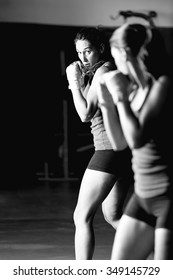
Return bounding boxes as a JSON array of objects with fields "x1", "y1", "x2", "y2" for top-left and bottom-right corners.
[{"x1": 0, "y1": 180, "x2": 115, "y2": 260}]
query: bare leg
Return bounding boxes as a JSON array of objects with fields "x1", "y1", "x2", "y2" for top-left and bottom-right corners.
[
  {"x1": 154, "y1": 228, "x2": 173, "y2": 259},
  {"x1": 102, "y1": 177, "x2": 132, "y2": 229},
  {"x1": 73, "y1": 168, "x2": 117, "y2": 260},
  {"x1": 111, "y1": 215, "x2": 154, "y2": 259}
]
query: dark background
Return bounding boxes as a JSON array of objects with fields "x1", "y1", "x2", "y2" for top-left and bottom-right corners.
[{"x1": 1, "y1": 23, "x2": 173, "y2": 188}]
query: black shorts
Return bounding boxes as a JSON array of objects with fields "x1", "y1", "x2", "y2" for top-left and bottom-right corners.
[
  {"x1": 124, "y1": 192, "x2": 173, "y2": 230},
  {"x1": 87, "y1": 148, "x2": 133, "y2": 180}
]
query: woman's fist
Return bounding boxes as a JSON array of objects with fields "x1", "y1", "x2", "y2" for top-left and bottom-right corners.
[{"x1": 66, "y1": 61, "x2": 84, "y2": 90}]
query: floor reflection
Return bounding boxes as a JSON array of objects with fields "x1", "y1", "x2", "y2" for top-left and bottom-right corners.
[{"x1": 0, "y1": 181, "x2": 114, "y2": 260}]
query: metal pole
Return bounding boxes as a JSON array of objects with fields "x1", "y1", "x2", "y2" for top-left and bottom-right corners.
[{"x1": 63, "y1": 99, "x2": 69, "y2": 179}]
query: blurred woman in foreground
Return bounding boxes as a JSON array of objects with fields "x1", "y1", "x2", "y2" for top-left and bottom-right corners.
[{"x1": 97, "y1": 23, "x2": 173, "y2": 259}]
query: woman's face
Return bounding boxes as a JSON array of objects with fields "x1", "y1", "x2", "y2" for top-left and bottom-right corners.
[
  {"x1": 75, "y1": 39, "x2": 100, "y2": 68},
  {"x1": 111, "y1": 46, "x2": 129, "y2": 75}
]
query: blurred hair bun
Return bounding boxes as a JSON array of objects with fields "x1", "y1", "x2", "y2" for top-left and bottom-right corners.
[{"x1": 110, "y1": 23, "x2": 152, "y2": 56}]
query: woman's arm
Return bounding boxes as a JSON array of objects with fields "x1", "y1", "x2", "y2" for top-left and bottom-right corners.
[
  {"x1": 97, "y1": 80, "x2": 128, "y2": 150},
  {"x1": 66, "y1": 61, "x2": 88, "y2": 122},
  {"x1": 66, "y1": 62, "x2": 112, "y2": 122},
  {"x1": 116, "y1": 75, "x2": 170, "y2": 148}
]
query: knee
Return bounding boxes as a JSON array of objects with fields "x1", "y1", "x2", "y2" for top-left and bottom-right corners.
[
  {"x1": 102, "y1": 209, "x2": 122, "y2": 228},
  {"x1": 73, "y1": 206, "x2": 93, "y2": 228},
  {"x1": 73, "y1": 207, "x2": 80, "y2": 227}
]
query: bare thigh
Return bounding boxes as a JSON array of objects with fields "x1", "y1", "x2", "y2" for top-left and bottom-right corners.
[
  {"x1": 155, "y1": 228, "x2": 173, "y2": 259},
  {"x1": 102, "y1": 177, "x2": 132, "y2": 221},
  {"x1": 74, "y1": 168, "x2": 116, "y2": 221},
  {"x1": 111, "y1": 215, "x2": 154, "y2": 259}
]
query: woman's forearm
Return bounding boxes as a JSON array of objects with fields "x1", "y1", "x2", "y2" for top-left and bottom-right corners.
[
  {"x1": 100, "y1": 102, "x2": 127, "y2": 150},
  {"x1": 71, "y1": 88, "x2": 89, "y2": 122},
  {"x1": 117, "y1": 101, "x2": 143, "y2": 149}
]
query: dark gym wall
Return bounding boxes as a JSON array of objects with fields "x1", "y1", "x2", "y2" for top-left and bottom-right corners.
[{"x1": 1, "y1": 23, "x2": 173, "y2": 187}]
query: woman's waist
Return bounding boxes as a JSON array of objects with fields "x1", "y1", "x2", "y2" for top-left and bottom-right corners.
[
  {"x1": 132, "y1": 144, "x2": 172, "y2": 198},
  {"x1": 93, "y1": 130, "x2": 113, "y2": 150},
  {"x1": 132, "y1": 142, "x2": 171, "y2": 169}
]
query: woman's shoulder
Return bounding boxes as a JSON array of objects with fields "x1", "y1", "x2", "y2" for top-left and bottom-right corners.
[
  {"x1": 157, "y1": 75, "x2": 171, "y2": 88},
  {"x1": 147, "y1": 73, "x2": 172, "y2": 114},
  {"x1": 151, "y1": 74, "x2": 172, "y2": 98},
  {"x1": 96, "y1": 61, "x2": 115, "y2": 76},
  {"x1": 146, "y1": 72, "x2": 171, "y2": 93},
  {"x1": 103, "y1": 61, "x2": 115, "y2": 70}
]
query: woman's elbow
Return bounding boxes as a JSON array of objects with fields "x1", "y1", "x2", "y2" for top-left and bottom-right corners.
[
  {"x1": 128, "y1": 136, "x2": 146, "y2": 149},
  {"x1": 80, "y1": 115, "x2": 91, "y2": 122},
  {"x1": 81, "y1": 118, "x2": 90, "y2": 123},
  {"x1": 124, "y1": 126, "x2": 148, "y2": 149},
  {"x1": 80, "y1": 110, "x2": 95, "y2": 122}
]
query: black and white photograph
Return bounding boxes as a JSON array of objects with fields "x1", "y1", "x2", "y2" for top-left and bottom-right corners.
[{"x1": 0, "y1": 0, "x2": 173, "y2": 278}]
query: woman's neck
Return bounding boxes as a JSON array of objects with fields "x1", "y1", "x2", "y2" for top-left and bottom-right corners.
[{"x1": 127, "y1": 57, "x2": 148, "y2": 90}]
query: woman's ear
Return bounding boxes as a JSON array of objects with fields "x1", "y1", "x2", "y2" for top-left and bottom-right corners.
[{"x1": 100, "y1": 43, "x2": 105, "y2": 54}]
